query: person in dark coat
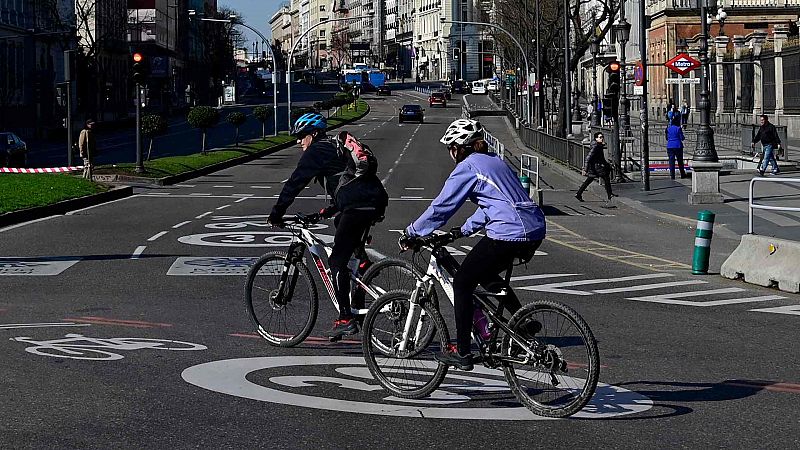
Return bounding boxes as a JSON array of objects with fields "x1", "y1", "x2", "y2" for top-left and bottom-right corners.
[
  {"x1": 751, "y1": 114, "x2": 782, "y2": 176},
  {"x1": 576, "y1": 132, "x2": 615, "y2": 202},
  {"x1": 665, "y1": 117, "x2": 687, "y2": 179}
]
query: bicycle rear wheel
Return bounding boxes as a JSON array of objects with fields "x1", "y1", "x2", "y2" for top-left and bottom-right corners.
[
  {"x1": 244, "y1": 251, "x2": 318, "y2": 347},
  {"x1": 362, "y1": 290, "x2": 450, "y2": 399},
  {"x1": 501, "y1": 300, "x2": 600, "y2": 418}
]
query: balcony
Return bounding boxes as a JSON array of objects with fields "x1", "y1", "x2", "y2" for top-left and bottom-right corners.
[{"x1": 647, "y1": 0, "x2": 800, "y2": 16}]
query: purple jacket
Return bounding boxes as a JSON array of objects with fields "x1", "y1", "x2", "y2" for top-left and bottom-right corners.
[{"x1": 406, "y1": 152, "x2": 546, "y2": 241}]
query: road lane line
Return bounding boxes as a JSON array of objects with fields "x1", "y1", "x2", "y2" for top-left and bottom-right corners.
[
  {"x1": 172, "y1": 221, "x2": 191, "y2": 229},
  {"x1": 594, "y1": 280, "x2": 708, "y2": 294},
  {"x1": 147, "y1": 231, "x2": 168, "y2": 241},
  {"x1": 190, "y1": 193, "x2": 212, "y2": 196},
  {"x1": 511, "y1": 274, "x2": 580, "y2": 282},
  {"x1": 404, "y1": 187, "x2": 425, "y2": 190},
  {"x1": 517, "y1": 273, "x2": 672, "y2": 296},
  {"x1": 0, "y1": 215, "x2": 59, "y2": 233},
  {"x1": 628, "y1": 290, "x2": 784, "y2": 307},
  {"x1": 235, "y1": 197, "x2": 250, "y2": 203},
  {"x1": 401, "y1": 196, "x2": 423, "y2": 199},
  {"x1": 64, "y1": 316, "x2": 173, "y2": 328},
  {"x1": 132, "y1": 246, "x2": 147, "y2": 259},
  {"x1": 249, "y1": 186, "x2": 272, "y2": 189},
  {"x1": 140, "y1": 194, "x2": 435, "y2": 201},
  {"x1": 381, "y1": 123, "x2": 421, "y2": 185},
  {"x1": 63, "y1": 194, "x2": 139, "y2": 215},
  {"x1": 216, "y1": 205, "x2": 231, "y2": 210},
  {"x1": 195, "y1": 211, "x2": 213, "y2": 219},
  {"x1": 213, "y1": 185, "x2": 234, "y2": 188},
  {"x1": 0, "y1": 323, "x2": 90, "y2": 330}
]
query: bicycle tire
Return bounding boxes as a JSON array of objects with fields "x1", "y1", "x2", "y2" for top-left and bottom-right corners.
[
  {"x1": 244, "y1": 251, "x2": 318, "y2": 347},
  {"x1": 501, "y1": 300, "x2": 600, "y2": 418},
  {"x1": 362, "y1": 290, "x2": 450, "y2": 399}
]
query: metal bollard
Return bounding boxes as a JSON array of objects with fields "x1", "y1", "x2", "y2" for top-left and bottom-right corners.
[{"x1": 692, "y1": 210, "x2": 715, "y2": 275}]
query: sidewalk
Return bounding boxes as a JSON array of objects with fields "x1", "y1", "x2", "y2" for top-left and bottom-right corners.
[{"x1": 465, "y1": 94, "x2": 800, "y2": 243}]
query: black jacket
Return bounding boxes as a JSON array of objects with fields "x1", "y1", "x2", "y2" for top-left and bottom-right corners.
[
  {"x1": 271, "y1": 138, "x2": 346, "y2": 217},
  {"x1": 583, "y1": 141, "x2": 611, "y2": 178},
  {"x1": 332, "y1": 136, "x2": 388, "y2": 215},
  {"x1": 753, "y1": 122, "x2": 781, "y2": 147}
]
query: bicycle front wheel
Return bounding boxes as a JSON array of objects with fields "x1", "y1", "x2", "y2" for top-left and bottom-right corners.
[
  {"x1": 244, "y1": 251, "x2": 318, "y2": 347},
  {"x1": 501, "y1": 300, "x2": 600, "y2": 418},
  {"x1": 362, "y1": 290, "x2": 450, "y2": 399}
]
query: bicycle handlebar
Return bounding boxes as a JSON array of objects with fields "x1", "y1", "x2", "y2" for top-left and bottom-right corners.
[
  {"x1": 278, "y1": 213, "x2": 323, "y2": 227},
  {"x1": 399, "y1": 232, "x2": 457, "y2": 253}
]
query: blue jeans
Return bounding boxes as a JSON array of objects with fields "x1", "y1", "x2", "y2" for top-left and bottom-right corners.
[
  {"x1": 759, "y1": 144, "x2": 779, "y2": 173},
  {"x1": 667, "y1": 147, "x2": 686, "y2": 179}
]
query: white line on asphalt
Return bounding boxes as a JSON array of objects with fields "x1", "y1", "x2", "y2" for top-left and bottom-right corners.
[
  {"x1": 0, "y1": 215, "x2": 59, "y2": 233},
  {"x1": 249, "y1": 186, "x2": 272, "y2": 189},
  {"x1": 400, "y1": 196, "x2": 423, "y2": 199},
  {"x1": 511, "y1": 274, "x2": 580, "y2": 282},
  {"x1": 64, "y1": 194, "x2": 139, "y2": 216},
  {"x1": 235, "y1": 197, "x2": 250, "y2": 203},
  {"x1": 139, "y1": 194, "x2": 435, "y2": 201},
  {"x1": 629, "y1": 291, "x2": 784, "y2": 307},
  {"x1": 147, "y1": 192, "x2": 170, "y2": 195},
  {"x1": 281, "y1": 178, "x2": 289, "y2": 182},
  {"x1": 231, "y1": 193, "x2": 255, "y2": 197},
  {"x1": 190, "y1": 193, "x2": 212, "y2": 196},
  {"x1": 195, "y1": 211, "x2": 213, "y2": 219},
  {"x1": 750, "y1": 304, "x2": 800, "y2": 315},
  {"x1": 382, "y1": 123, "x2": 421, "y2": 185},
  {"x1": 172, "y1": 221, "x2": 191, "y2": 229},
  {"x1": 0, "y1": 322, "x2": 91, "y2": 330},
  {"x1": 216, "y1": 205, "x2": 231, "y2": 210},
  {"x1": 593, "y1": 280, "x2": 708, "y2": 294},
  {"x1": 178, "y1": 184, "x2": 196, "y2": 187},
  {"x1": 517, "y1": 273, "x2": 672, "y2": 296},
  {"x1": 404, "y1": 187, "x2": 425, "y2": 190},
  {"x1": 147, "y1": 231, "x2": 168, "y2": 241},
  {"x1": 132, "y1": 246, "x2": 147, "y2": 259},
  {"x1": 213, "y1": 185, "x2": 234, "y2": 188}
]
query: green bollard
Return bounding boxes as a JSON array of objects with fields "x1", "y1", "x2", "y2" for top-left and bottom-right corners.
[
  {"x1": 692, "y1": 210, "x2": 715, "y2": 275},
  {"x1": 519, "y1": 175, "x2": 531, "y2": 191}
]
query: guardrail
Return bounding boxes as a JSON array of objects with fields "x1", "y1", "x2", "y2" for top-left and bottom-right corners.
[
  {"x1": 520, "y1": 154, "x2": 540, "y2": 192},
  {"x1": 518, "y1": 125, "x2": 589, "y2": 171},
  {"x1": 749, "y1": 177, "x2": 800, "y2": 234}
]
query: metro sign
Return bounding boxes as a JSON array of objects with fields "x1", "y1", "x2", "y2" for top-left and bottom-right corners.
[{"x1": 665, "y1": 53, "x2": 701, "y2": 76}]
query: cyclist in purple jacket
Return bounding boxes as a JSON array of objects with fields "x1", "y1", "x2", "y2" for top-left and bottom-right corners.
[{"x1": 401, "y1": 119, "x2": 546, "y2": 371}]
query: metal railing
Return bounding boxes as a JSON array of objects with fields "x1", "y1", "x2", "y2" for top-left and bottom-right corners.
[
  {"x1": 415, "y1": 86, "x2": 432, "y2": 95},
  {"x1": 518, "y1": 125, "x2": 589, "y2": 171},
  {"x1": 520, "y1": 154, "x2": 540, "y2": 192},
  {"x1": 749, "y1": 177, "x2": 800, "y2": 234}
]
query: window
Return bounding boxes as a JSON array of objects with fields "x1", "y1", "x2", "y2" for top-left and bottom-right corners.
[
  {"x1": 320, "y1": 30, "x2": 325, "y2": 37},
  {"x1": 320, "y1": 5, "x2": 325, "y2": 11}
]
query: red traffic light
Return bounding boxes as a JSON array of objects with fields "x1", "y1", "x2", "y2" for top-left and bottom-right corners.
[
  {"x1": 133, "y1": 53, "x2": 143, "y2": 63},
  {"x1": 608, "y1": 61, "x2": 621, "y2": 72}
]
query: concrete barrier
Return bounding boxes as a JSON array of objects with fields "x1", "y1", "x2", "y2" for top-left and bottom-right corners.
[{"x1": 720, "y1": 234, "x2": 800, "y2": 293}]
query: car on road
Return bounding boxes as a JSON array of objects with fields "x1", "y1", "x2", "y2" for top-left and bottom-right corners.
[
  {"x1": 450, "y1": 79, "x2": 468, "y2": 94},
  {"x1": 399, "y1": 104, "x2": 424, "y2": 123},
  {"x1": 0, "y1": 132, "x2": 27, "y2": 167},
  {"x1": 435, "y1": 86, "x2": 452, "y2": 100},
  {"x1": 487, "y1": 80, "x2": 499, "y2": 92},
  {"x1": 471, "y1": 81, "x2": 487, "y2": 95},
  {"x1": 377, "y1": 85, "x2": 392, "y2": 95},
  {"x1": 429, "y1": 92, "x2": 447, "y2": 108}
]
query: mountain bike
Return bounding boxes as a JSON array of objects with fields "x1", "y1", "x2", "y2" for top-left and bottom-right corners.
[
  {"x1": 361, "y1": 233, "x2": 600, "y2": 418},
  {"x1": 244, "y1": 213, "x2": 428, "y2": 347}
]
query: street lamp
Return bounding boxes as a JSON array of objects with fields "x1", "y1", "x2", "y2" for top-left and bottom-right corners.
[
  {"x1": 612, "y1": 15, "x2": 632, "y2": 182},
  {"x1": 189, "y1": 10, "x2": 279, "y2": 136},
  {"x1": 441, "y1": 16, "x2": 531, "y2": 125},
  {"x1": 590, "y1": 37, "x2": 601, "y2": 126},
  {"x1": 694, "y1": 0, "x2": 719, "y2": 163},
  {"x1": 287, "y1": 12, "x2": 375, "y2": 130}
]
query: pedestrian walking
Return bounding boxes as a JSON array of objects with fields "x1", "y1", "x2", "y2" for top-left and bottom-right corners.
[
  {"x1": 680, "y1": 100, "x2": 690, "y2": 127},
  {"x1": 576, "y1": 132, "x2": 615, "y2": 203},
  {"x1": 666, "y1": 98, "x2": 675, "y2": 121},
  {"x1": 667, "y1": 104, "x2": 681, "y2": 124},
  {"x1": 665, "y1": 117, "x2": 687, "y2": 179},
  {"x1": 751, "y1": 114, "x2": 782, "y2": 176},
  {"x1": 78, "y1": 119, "x2": 96, "y2": 180}
]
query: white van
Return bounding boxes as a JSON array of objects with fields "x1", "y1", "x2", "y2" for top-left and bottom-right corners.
[
  {"x1": 487, "y1": 80, "x2": 499, "y2": 92},
  {"x1": 471, "y1": 81, "x2": 487, "y2": 94}
]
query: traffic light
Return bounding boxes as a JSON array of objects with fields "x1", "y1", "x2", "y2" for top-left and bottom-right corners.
[
  {"x1": 453, "y1": 47, "x2": 460, "y2": 61},
  {"x1": 132, "y1": 52, "x2": 149, "y2": 85},
  {"x1": 606, "y1": 61, "x2": 621, "y2": 96},
  {"x1": 602, "y1": 94, "x2": 615, "y2": 117}
]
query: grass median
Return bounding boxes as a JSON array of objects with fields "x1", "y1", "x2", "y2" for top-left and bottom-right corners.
[
  {"x1": 96, "y1": 100, "x2": 369, "y2": 179},
  {"x1": 0, "y1": 174, "x2": 108, "y2": 214}
]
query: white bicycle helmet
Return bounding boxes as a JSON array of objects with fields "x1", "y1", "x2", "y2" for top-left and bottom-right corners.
[{"x1": 439, "y1": 119, "x2": 484, "y2": 147}]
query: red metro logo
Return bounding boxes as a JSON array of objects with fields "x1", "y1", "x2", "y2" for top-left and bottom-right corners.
[{"x1": 665, "y1": 53, "x2": 701, "y2": 76}]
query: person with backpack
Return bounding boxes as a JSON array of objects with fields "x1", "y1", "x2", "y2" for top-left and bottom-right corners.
[{"x1": 575, "y1": 132, "x2": 615, "y2": 203}]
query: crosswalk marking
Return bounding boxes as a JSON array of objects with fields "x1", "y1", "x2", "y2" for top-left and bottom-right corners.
[
  {"x1": 750, "y1": 305, "x2": 800, "y2": 316},
  {"x1": 627, "y1": 289, "x2": 784, "y2": 306},
  {"x1": 594, "y1": 280, "x2": 707, "y2": 294},
  {"x1": 511, "y1": 273, "x2": 578, "y2": 282},
  {"x1": 517, "y1": 273, "x2": 671, "y2": 296}
]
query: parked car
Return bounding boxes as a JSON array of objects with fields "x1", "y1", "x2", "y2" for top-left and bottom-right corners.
[
  {"x1": 399, "y1": 104, "x2": 424, "y2": 123},
  {"x1": 450, "y1": 79, "x2": 468, "y2": 94},
  {"x1": 0, "y1": 132, "x2": 27, "y2": 167},
  {"x1": 471, "y1": 81, "x2": 487, "y2": 95},
  {"x1": 487, "y1": 80, "x2": 499, "y2": 92},
  {"x1": 377, "y1": 85, "x2": 392, "y2": 95},
  {"x1": 429, "y1": 92, "x2": 447, "y2": 108}
]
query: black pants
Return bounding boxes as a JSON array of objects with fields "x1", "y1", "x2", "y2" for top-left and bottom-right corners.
[
  {"x1": 577, "y1": 173, "x2": 613, "y2": 200},
  {"x1": 329, "y1": 209, "x2": 377, "y2": 320},
  {"x1": 452, "y1": 236, "x2": 542, "y2": 355},
  {"x1": 667, "y1": 148, "x2": 686, "y2": 179}
]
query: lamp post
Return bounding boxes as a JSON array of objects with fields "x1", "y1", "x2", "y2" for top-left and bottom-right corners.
[
  {"x1": 563, "y1": 0, "x2": 572, "y2": 137},
  {"x1": 590, "y1": 37, "x2": 601, "y2": 127},
  {"x1": 287, "y1": 12, "x2": 374, "y2": 130},
  {"x1": 639, "y1": 0, "x2": 651, "y2": 191},
  {"x1": 535, "y1": 1, "x2": 544, "y2": 129},
  {"x1": 694, "y1": 0, "x2": 718, "y2": 163},
  {"x1": 442, "y1": 17, "x2": 531, "y2": 125},
  {"x1": 189, "y1": 10, "x2": 279, "y2": 136},
  {"x1": 612, "y1": 14, "x2": 631, "y2": 182}
]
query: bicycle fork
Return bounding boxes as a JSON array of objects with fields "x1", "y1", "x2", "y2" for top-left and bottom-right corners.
[{"x1": 398, "y1": 282, "x2": 428, "y2": 354}]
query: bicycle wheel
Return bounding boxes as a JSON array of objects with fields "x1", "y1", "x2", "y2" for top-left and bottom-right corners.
[
  {"x1": 501, "y1": 300, "x2": 600, "y2": 418},
  {"x1": 362, "y1": 290, "x2": 450, "y2": 399},
  {"x1": 244, "y1": 251, "x2": 318, "y2": 347}
]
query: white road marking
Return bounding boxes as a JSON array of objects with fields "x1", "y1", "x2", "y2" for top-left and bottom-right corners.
[
  {"x1": 381, "y1": 124, "x2": 422, "y2": 185},
  {"x1": 178, "y1": 184, "x2": 196, "y2": 187},
  {"x1": 139, "y1": 194, "x2": 435, "y2": 201},
  {"x1": 0, "y1": 215, "x2": 59, "y2": 233},
  {"x1": 0, "y1": 322, "x2": 90, "y2": 330},
  {"x1": 235, "y1": 197, "x2": 250, "y2": 203},
  {"x1": 132, "y1": 246, "x2": 147, "y2": 259},
  {"x1": 404, "y1": 187, "x2": 425, "y2": 190},
  {"x1": 190, "y1": 193, "x2": 212, "y2": 196},
  {"x1": 216, "y1": 205, "x2": 231, "y2": 210},
  {"x1": 281, "y1": 178, "x2": 289, "y2": 182},
  {"x1": 172, "y1": 221, "x2": 192, "y2": 229},
  {"x1": 400, "y1": 196, "x2": 423, "y2": 199},
  {"x1": 213, "y1": 185, "x2": 234, "y2": 188},
  {"x1": 147, "y1": 231, "x2": 168, "y2": 241},
  {"x1": 232, "y1": 193, "x2": 255, "y2": 197},
  {"x1": 593, "y1": 280, "x2": 707, "y2": 294},
  {"x1": 517, "y1": 273, "x2": 672, "y2": 296},
  {"x1": 249, "y1": 186, "x2": 272, "y2": 189},
  {"x1": 511, "y1": 274, "x2": 580, "y2": 282},
  {"x1": 628, "y1": 291, "x2": 784, "y2": 307},
  {"x1": 750, "y1": 304, "x2": 800, "y2": 315},
  {"x1": 195, "y1": 211, "x2": 214, "y2": 219},
  {"x1": 64, "y1": 194, "x2": 139, "y2": 215}
]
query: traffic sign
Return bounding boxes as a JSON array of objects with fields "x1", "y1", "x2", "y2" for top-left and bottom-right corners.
[
  {"x1": 665, "y1": 53, "x2": 701, "y2": 76},
  {"x1": 634, "y1": 62, "x2": 644, "y2": 86}
]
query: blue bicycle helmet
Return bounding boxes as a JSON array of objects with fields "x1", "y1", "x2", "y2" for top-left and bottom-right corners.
[{"x1": 291, "y1": 112, "x2": 327, "y2": 137}]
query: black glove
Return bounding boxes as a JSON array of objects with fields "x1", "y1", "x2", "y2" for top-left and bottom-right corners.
[
  {"x1": 398, "y1": 231, "x2": 416, "y2": 252},
  {"x1": 449, "y1": 227, "x2": 464, "y2": 240},
  {"x1": 268, "y1": 211, "x2": 284, "y2": 227},
  {"x1": 319, "y1": 205, "x2": 337, "y2": 219}
]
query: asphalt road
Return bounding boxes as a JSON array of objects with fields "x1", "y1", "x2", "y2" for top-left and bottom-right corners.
[{"x1": 2, "y1": 87, "x2": 800, "y2": 448}]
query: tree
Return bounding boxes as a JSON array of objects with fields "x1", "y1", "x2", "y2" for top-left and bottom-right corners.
[
  {"x1": 253, "y1": 106, "x2": 273, "y2": 139},
  {"x1": 141, "y1": 114, "x2": 169, "y2": 160},
  {"x1": 226, "y1": 111, "x2": 247, "y2": 148},
  {"x1": 187, "y1": 106, "x2": 220, "y2": 154}
]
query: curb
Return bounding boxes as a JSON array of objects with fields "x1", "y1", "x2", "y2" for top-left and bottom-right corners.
[
  {"x1": 92, "y1": 102, "x2": 371, "y2": 187},
  {"x1": 0, "y1": 186, "x2": 134, "y2": 228}
]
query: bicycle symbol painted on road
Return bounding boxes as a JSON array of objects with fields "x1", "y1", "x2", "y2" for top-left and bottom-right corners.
[{"x1": 11, "y1": 333, "x2": 207, "y2": 361}]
